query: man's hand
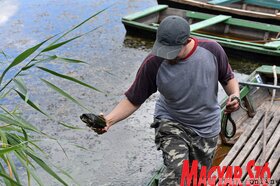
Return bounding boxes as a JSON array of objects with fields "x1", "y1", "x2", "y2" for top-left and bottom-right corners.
[
  {"x1": 224, "y1": 95, "x2": 240, "y2": 114},
  {"x1": 92, "y1": 127, "x2": 107, "y2": 135}
]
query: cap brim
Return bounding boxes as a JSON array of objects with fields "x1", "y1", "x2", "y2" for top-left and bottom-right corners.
[{"x1": 151, "y1": 39, "x2": 183, "y2": 60}]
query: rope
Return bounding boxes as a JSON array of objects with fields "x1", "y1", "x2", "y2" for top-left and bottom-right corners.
[
  {"x1": 276, "y1": 32, "x2": 280, "y2": 39},
  {"x1": 262, "y1": 65, "x2": 277, "y2": 165}
]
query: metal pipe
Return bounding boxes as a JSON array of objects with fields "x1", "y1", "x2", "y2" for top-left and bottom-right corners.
[{"x1": 239, "y1": 82, "x2": 280, "y2": 90}]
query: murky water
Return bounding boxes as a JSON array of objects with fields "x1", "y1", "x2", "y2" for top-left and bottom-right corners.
[{"x1": 0, "y1": 0, "x2": 270, "y2": 185}]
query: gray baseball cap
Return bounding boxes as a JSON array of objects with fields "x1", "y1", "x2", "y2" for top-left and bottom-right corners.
[{"x1": 151, "y1": 16, "x2": 190, "y2": 60}]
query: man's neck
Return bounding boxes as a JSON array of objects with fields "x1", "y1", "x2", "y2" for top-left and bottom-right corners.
[{"x1": 182, "y1": 38, "x2": 195, "y2": 59}]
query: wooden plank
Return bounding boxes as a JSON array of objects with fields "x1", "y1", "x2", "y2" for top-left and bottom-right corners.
[
  {"x1": 264, "y1": 137, "x2": 280, "y2": 180},
  {"x1": 190, "y1": 15, "x2": 231, "y2": 31},
  {"x1": 271, "y1": 162, "x2": 280, "y2": 184},
  {"x1": 122, "y1": 5, "x2": 168, "y2": 21},
  {"x1": 219, "y1": 101, "x2": 280, "y2": 182},
  {"x1": 230, "y1": 113, "x2": 273, "y2": 167},
  {"x1": 243, "y1": 123, "x2": 280, "y2": 182},
  {"x1": 240, "y1": 115, "x2": 280, "y2": 181},
  {"x1": 264, "y1": 40, "x2": 280, "y2": 49},
  {"x1": 269, "y1": 142, "x2": 280, "y2": 180},
  {"x1": 208, "y1": 0, "x2": 241, "y2": 5}
]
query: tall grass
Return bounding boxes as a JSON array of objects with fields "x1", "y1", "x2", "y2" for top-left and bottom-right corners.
[{"x1": 0, "y1": 7, "x2": 108, "y2": 186}]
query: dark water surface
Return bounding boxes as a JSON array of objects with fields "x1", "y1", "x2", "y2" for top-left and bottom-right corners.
[{"x1": 0, "y1": 0, "x2": 264, "y2": 185}]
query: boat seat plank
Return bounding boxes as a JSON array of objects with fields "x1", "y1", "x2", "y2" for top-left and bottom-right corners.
[
  {"x1": 190, "y1": 15, "x2": 231, "y2": 31},
  {"x1": 122, "y1": 5, "x2": 168, "y2": 21},
  {"x1": 208, "y1": 0, "x2": 241, "y2": 5},
  {"x1": 264, "y1": 40, "x2": 280, "y2": 49}
]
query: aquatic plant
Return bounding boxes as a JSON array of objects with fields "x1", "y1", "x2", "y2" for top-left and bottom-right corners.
[{"x1": 0, "y1": 7, "x2": 107, "y2": 186}]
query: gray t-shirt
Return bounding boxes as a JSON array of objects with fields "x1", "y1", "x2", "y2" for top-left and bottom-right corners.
[{"x1": 125, "y1": 38, "x2": 234, "y2": 137}]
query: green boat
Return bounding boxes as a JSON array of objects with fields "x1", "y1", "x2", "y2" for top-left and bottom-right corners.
[
  {"x1": 157, "y1": 0, "x2": 280, "y2": 24},
  {"x1": 146, "y1": 65, "x2": 280, "y2": 185},
  {"x1": 122, "y1": 5, "x2": 280, "y2": 63}
]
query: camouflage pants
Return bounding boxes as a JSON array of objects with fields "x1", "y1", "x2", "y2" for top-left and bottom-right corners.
[{"x1": 153, "y1": 119, "x2": 218, "y2": 186}]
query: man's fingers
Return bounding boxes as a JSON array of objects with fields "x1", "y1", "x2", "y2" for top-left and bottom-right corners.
[
  {"x1": 225, "y1": 103, "x2": 239, "y2": 114},
  {"x1": 225, "y1": 96, "x2": 240, "y2": 114}
]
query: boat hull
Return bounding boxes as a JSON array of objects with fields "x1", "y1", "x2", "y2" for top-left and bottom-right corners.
[
  {"x1": 157, "y1": 0, "x2": 280, "y2": 25},
  {"x1": 122, "y1": 5, "x2": 280, "y2": 63}
]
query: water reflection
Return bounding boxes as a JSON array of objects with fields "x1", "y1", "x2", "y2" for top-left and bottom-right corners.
[{"x1": 0, "y1": 0, "x2": 19, "y2": 26}]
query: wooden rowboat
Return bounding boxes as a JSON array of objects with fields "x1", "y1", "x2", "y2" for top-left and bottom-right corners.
[
  {"x1": 157, "y1": 0, "x2": 280, "y2": 24},
  {"x1": 146, "y1": 65, "x2": 280, "y2": 185},
  {"x1": 122, "y1": 5, "x2": 280, "y2": 63}
]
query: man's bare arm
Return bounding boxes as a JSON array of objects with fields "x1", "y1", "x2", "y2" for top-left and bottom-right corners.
[{"x1": 93, "y1": 98, "x2": 140, "y2": 134}]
